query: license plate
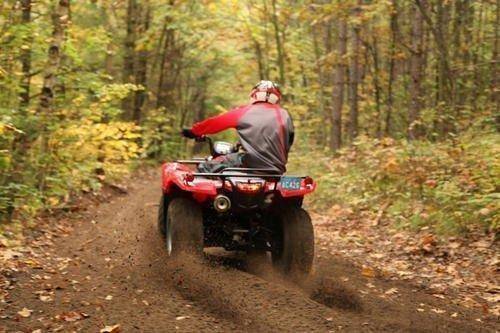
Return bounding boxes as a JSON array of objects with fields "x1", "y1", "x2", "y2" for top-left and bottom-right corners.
[{"x1": 280, "y1": 176, "x2": 301, "y2": 190}]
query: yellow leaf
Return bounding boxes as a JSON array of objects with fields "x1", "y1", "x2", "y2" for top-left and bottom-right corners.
[
  {"x1": 361, "y1": 266, "x2": 377, "y2": 278},
  {"x1": 17, "y1": 307, "x2": 32, "y2": 318},
  {"x1": 100, "y1": 324, "x2": 121, "y2": 333}
]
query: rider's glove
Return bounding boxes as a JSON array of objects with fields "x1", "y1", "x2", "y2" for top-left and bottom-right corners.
[{"x1": 181, "y1": 128, "x2": 197, "y2": 139}]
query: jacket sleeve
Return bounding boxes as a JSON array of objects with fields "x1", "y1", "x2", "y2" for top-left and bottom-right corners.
[{"x1": 191, "y1": 106, "x2": 247, "y2": 136}]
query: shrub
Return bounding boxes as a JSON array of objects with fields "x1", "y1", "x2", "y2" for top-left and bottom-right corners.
[{"x1": 288, "y1": 131, "x2": 499, "y2": 235}]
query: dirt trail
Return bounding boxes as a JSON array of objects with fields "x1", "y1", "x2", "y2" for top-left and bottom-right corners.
[{"x1": 1, "y1": 170, "x2": 497, "y2": 332}]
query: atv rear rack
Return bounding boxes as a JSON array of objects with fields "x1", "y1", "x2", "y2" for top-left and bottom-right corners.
[
  {"x1": 175, "y1": 158, "x2": 206, "y2": 164},
  {"x1": 193, "y1": 167, "x2": 284, "y2": 179},
  {"x1": 192, "y1": 172, "x2": 307, "y2": 179},
  {"x1": 192, "y1": 173, "x2": 281, "y2": 179},
  {"x1": 219, "y1": 167, "x2": 279, "y2": 173},
  {"x1": 176, "y1": 163, "x2": 307, "y2": 179}
]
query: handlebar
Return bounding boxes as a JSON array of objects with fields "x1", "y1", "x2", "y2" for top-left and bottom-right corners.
[
  {"x1": 182, "y1": 129, "x2": 215, "y2": 155},
  {"x1": 182, "y1": 129, "x2": 241, "y2": 156},
  {"x1": 181, "y1": 128, "x2": 212, "y2": 142},
  {"x1": 194, "y1": 135, "x2": 212, "y2": 144}
]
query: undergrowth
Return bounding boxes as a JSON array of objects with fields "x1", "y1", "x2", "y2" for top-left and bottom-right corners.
[{"x1": 288, "y1": 131, "x2": 499, "y2": 236}]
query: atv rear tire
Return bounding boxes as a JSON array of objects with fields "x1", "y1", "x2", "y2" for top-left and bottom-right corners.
[
  {"x1": 271, "y1": 207, "x2": 314, "y2": 279},
  {"x1": 157, "y1": 194, "x2": 167, "y2": 237},
  {"x1": 165, "y1": 197, "x2": 203, "y2": 257}
]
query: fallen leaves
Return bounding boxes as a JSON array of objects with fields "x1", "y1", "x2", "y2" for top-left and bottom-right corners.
[
  {"x1": 420, "y1": 234, "x2": 436, "y2": 253},
  {"x1": 35, "y1": 289, "x2": 55, "y2": 303},
  {"x1": 0, "y1": 236, "x2": 8, "y2": 247},
  {"x1": 58, "y1": 311, "x2": 89, "y2": 322},
  {"x1": 470, "y1": 239, "x2": 491, "y2": 249},
  {"x1": 1, "y1": 249, "x2": 23, "y2": 260},
  {"x1": 100, "y1": 324, "x2": 121, "y2": 333},
  {"x1": 17, "y1": 307, "x2": 32, "y2": 318},
  {"x1": 314, "y1": 211, "x2": 500, "y2": 317},
  {"x1": 478, "y1": 208, "x2": 490, "y2": 216},
  {"x1": 424, "y1": 179, "x2": 438, "y2": 188},
  {"x1": 372, "y1": 202, "x2": 390, "y2": 226},
  {"x1": 361, "y1": 266, "x2": 377, "y2": 278},
  {"x1": 384, "y1": 288, "x2": 398, "y2": 296},
  {"x1": 39, "y1": 294, "x2": 53, "y2": 302}
]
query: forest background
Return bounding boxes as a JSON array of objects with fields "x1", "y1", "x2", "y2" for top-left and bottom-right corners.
[{"x1": 0, "y1": 0, "x2": 498, "y2": 238}]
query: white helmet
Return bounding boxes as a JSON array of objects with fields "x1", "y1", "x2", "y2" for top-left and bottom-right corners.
[{"x1": 249, "y1": 80, "x2": 282, "y2": 104}]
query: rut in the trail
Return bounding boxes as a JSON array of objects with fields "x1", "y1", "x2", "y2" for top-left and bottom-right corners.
[{"x1": 166, "y1": 255, "x2": 345, "y2": 332}]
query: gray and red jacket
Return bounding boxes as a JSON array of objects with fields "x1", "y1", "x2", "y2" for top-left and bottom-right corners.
[{"x1": 191, "y1": 102, "x2": 294, "y2": 173}]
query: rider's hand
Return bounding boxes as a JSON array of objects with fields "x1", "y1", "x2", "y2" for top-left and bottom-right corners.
[{"x1": 181, "y1": 128, "x2": 197, "y2": 139}]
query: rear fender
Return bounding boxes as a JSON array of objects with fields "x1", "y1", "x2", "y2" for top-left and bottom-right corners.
[{"x1": 162, "y1": 163, "x2": 220, "y2": 203}]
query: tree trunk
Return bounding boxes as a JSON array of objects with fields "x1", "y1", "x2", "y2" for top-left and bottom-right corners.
[
  {"x1": 157, "y1": 26, "x2": 180, "y2": 110},
  {"x1": 492, "y1": 0, "x2": 499, "y2": 129},
  {"x1": 122, "y1": 0, "x2": 138, "y2": 119},
  {"x1": 192, "y1": 77, "x2": 208, "y2": 155},
  {"x1": 271, "y1": 0, "x2": 285, "y2": 85},
  {"x1": 348, "y1": 5, "x2": 361, "y2": 142},
  {"x1": 435, "y1": 0, "x2": 454, "y2": 135},
  {"x1": 385, "y1": 0, "x2": 398, "y2": 136},
  {"x1": 38, "y1": 0, "x2": 70, "y2": 114},
  {"x1": 311, "y1": 23, "x2": 328, "y2": 146},
  {"x1": 330, "y1": 20, "x2": 347, "y2": 151},
  {"x1": 408, "y1": 1, "x2": 425, "y2": 140},
  {"x1": 254, "y1": 39, "x2": 265, "y2": 80},
  {"x1": 102, "y1": 1, "x2": 119, "y2": 78},
  {"x1": 452, "y1": 0, "x2": 464, "y2": 110},
  {"x1": 262, "y1": 0, "x2": 271, "y2": 79},
  {"x1": 7, "y1": 0, "x2": 33, "y2": 221},
  {"x1": 37, "y1": 0, "x2": 71, "y2": 192},
  {"x1": 156, "y1": 0, "x2": 179, "y2": 110},
  {"x1": 370, "y1": 35, "x2": 383, "y2": 138},
  {"x1": 415, "y1": 0, "x2": 454, "y2": 136},
  {"x1": 156, "y1": 21, "x2": 173, "y2": 109},
  {"x1": 19, "y1": 0, "x2": 31, "y2": 108},
  {"x1": 133, "y1": 1, "x2": 150, "y2": 124},
  {"x1": 461, "y1": 0, "x2": 474, "y2": 105}
]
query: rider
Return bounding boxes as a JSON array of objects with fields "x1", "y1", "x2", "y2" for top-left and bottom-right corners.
[{"x1": 182, "y1": 80, "x2": 294, "y2": 174}]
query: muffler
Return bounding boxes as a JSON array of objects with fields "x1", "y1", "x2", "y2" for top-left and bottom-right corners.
[{"x1": 214, "y1": 194, "x2": 231, "y2": 213}]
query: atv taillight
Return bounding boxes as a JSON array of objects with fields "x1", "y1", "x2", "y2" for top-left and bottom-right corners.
[
  {"x1": 304, "y1": 176, "x2": 314, "y2": 188},
  {"x1": 236, "y1": 182, "x2": 262, "y2": 193},
  {"x1": 184, "y1": 173, "x2": 195, "y2": 183}
]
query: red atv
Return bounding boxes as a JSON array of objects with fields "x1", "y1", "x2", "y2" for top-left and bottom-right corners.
[{"x1": 158, "y1": 135, "x2": 316, "y2": 276}]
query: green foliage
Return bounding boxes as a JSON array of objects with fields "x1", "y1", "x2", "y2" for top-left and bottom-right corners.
[
  {"x1": 0, "y1": 0, "x2": 146, "y2": 223},
  {"x1": 141, "y1": 108, "x2": 183, "y2": 159},
  {"x1": 0, "y1": 117, "x2": 142, "y2": 223},
  {"x1": 289, "y1": 130, "x2": 499, "y2": 235}
]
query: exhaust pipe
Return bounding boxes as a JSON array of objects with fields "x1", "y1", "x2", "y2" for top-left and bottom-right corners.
[{"x1": 214, "y1": 195, "x2": 231, "y2": 213}]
